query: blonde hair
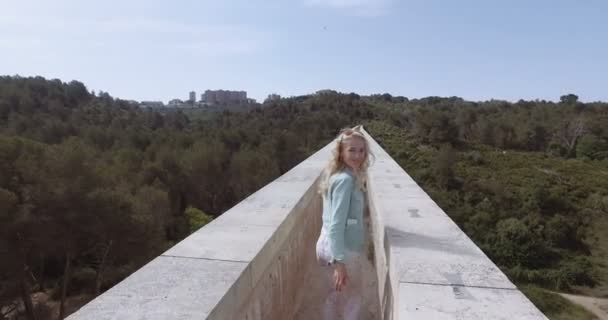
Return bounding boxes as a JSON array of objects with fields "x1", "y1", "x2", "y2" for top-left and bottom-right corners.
[{"x1": 318, "y1": 125, "x2": 374, "y2": 195}]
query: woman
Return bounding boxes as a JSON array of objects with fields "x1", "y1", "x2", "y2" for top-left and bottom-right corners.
[{"x1": 316, "y1": 126, "x2": 372, "y2": 320}]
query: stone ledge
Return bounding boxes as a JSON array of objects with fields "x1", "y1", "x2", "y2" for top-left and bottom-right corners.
[
  {"x1": 398, "y1": 282, "x2": 547, "y2": 320},
  {"x1": 363, "y1": 129, "x2": 548, "y2": 320},
  {"x1": 66, "y1": 256, "x2": 248, "y2": 320}
]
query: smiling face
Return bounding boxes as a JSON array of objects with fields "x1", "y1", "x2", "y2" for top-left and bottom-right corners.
[{"x1": 341, "y1": 136, "x2": 367, "y2": 171}]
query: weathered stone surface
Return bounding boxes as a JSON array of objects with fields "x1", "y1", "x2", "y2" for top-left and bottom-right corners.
[
  {"x1": 162, "y1": 223, "x2": 276, "y2": 262},
  {"x1": 67, "y1": 256, "x2": 248, "y2": 320},
  {"x1": 384, "y1": 213, "x2": 514, "y2": 289},
  {"x1": 398, "y1": 283, "x2": 548, "y2": 320}
]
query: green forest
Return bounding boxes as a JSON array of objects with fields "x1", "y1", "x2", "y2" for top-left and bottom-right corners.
[{"x1": 1, "y1": 76, "x2": 607, "y2": 320}]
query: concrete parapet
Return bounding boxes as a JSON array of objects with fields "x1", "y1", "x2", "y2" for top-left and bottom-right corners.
[{"x1": 364, "y1": 131, "x2": 547, "y2": 320}]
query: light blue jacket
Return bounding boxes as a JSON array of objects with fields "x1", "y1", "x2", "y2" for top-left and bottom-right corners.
[{"x1": 321, "y1": 169, "x2": 365, "y2": 262}]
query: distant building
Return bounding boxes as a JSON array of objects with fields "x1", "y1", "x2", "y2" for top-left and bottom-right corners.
[
  {"x1": 202, "y1": 89, "x2": 248, "y2": 105},
  {"x1": 140, "y1": 101, "x2": 164, "y2": 108},
  {"x1": 168, "y1": 99, "x2": 184, "y2": 107},
  {"x1": 189, "y1": 91, "x2": 196, "y2": 105}
]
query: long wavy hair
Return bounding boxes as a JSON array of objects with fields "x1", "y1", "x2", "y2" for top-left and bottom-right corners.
[{"x1": 318, "y1": 125, "x2": 374, "y2": 196}]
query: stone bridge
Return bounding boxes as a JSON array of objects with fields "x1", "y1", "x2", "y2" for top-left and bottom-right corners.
[{"x1": 67, "y1": 130, "x2": 547, "y2": 320}]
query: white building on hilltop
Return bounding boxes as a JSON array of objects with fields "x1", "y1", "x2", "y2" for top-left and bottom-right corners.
[{"x1": 201, "y1": 90, "x2": 248, "y2": 105}]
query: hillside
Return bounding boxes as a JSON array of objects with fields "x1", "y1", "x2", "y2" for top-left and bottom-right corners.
[{"x1": 1, "y1": 76, "x2": 607, "y2": 319}]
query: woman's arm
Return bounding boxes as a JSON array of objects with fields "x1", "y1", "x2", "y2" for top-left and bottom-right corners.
[{"x1": 327, "y1": 174, "x2": 355, "y2": 263}]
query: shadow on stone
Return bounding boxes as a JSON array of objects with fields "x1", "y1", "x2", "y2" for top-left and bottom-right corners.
[{"x1": 385, "y1": 226, "x2": 480, "y2": 257}]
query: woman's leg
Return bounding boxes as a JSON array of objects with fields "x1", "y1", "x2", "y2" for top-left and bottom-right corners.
[
  {"x1": 342, "y1": 252, "x2": 363, "y2": 320},
  {"x1": 317, "y1": 251, "x2": 363, "y2": 319},
  {"x1": 317, "y1": 235, "x2": 340, "y2": 319},
  {"x1": 321, "y1": 265, "x2": 340, "y2": 320},
  {"x1": 317, "y1": 233, "x2": 363, "y2": 320}
]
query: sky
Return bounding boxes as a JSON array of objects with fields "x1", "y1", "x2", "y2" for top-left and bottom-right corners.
[{"x1": 1, "y1": 0, "x2": 607, "y2": 103}]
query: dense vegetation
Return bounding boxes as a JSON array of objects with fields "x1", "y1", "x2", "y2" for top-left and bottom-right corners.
[
  {"x1": 1, "y1": 76, "x2": 607, "y2": 319},
  {"x1": 520, "y1": 286, "x2": 597, "y2": 320},
  {"x1": 363, "y1": 96, "x2": 608, "y2": 294}
]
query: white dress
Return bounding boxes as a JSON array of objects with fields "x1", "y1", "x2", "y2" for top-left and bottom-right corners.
[{"x1": 316, "y1": 232, "x2": 364, "y2": 320}]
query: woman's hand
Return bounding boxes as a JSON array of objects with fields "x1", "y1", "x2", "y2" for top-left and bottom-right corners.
[{"x1": 333, "y1": 262, "x2": 349, "y2": 291}]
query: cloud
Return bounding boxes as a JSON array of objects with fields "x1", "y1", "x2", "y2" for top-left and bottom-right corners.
[
  {"x1": 0, "y1": 15, "x2": 267, "y2": 56},
  {"x1": 303, "y1": 0, "x2": 393, "y2": 16}
]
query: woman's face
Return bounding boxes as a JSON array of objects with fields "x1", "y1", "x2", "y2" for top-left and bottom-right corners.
[{"x1": 341, "y1": 137, "x2": 366, "y2": 170}]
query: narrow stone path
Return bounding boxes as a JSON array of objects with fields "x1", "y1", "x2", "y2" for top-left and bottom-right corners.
[{"x1": 294, "y1": 254, "x2": 379, "y2": 320}]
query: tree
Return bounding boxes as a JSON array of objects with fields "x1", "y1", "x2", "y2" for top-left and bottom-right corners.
[
  {"x1": 273, "y1": 130, "x2": 305, "y2": 174},
  {"x1": 184, "y1": 206, "x2": 214, "y2": 233},
  {"x1": 84, "y1": 189, "x2": 141, "y2": 296},
  {"x1": 65, "y1": 80, "x2": 90, "y2": 106},
  {"x1": 558, "y1": 116, "x2": 586, "y2": 157},
  {"x1": 526, "y1": 125, "x2": 549, "y2": 151},
  {"x1": 0, "y1": 187, "x2": 39, "y2": 320},
  {"x1": 478, "y1": 119, "x2": 497, "y2": 147},
  {"x1": 432, "y1": 144, "x2": 457, "y2": 189},
  {"x1": 559, "y1": 94, "x2": 578, "y2": 105},
  {"x1": 414, "y1": 110, "x2": 458, "y2": 144},
  {"x1": 0, "y1": 136, "x2": 48, "y2": 320},
  {"x1": 495, "y1": 123, "x2": 516, "y2": 149},
  {"x1": 229, "y1": 148, "x2": 280, "y2": 200},
  {"x1": 0, "y1": 99, "x2": 10, "y2": 122},
  {"x1": 153, "y1": 149, "x2": 190, "y2": 240},
  {"x1": 455, "y1": 108, "x2": 477, "y2": 141},
  {"x1": 490, "y1": 218, "x2": 550, "y2": 269},
  {"x1": 129, "y1": 186, "x2": 171, "y2": 258},
  {"x1": 180, "y1": 140, "x2": 230, "y2": 215},
  {"x1": 35, "y1": 139, "x2": 102, "y2": 319},
  {"x1": 576, "y1": 134, "x2": 608, "y2": 160}
]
